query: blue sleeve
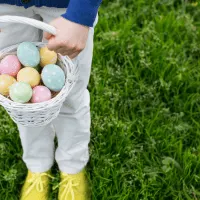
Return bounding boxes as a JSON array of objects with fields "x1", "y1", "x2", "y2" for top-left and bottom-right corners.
[{"x1": 61, "y1": 0, "x2": 102, "y2": 27}]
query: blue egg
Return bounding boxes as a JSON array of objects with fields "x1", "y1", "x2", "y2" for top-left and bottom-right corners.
[
  {"x1": 17, "y1": 42, "x2": 40, "y2": 68},
  {"x1": 41, "y1": 64, "x2": 65, "y2": 92}
]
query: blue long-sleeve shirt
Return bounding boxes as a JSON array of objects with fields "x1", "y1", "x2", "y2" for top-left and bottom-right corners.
[{"x1": 0, "y1": 0, "x2": 102, "y2": 27}]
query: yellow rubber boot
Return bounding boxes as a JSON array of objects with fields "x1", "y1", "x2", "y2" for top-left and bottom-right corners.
[
  {"x1": 20, "y1": 170, "x2": 52, "y2": 200},
  {"x1": 58, "y1": 170, "x2": 90, "y2": 200}
]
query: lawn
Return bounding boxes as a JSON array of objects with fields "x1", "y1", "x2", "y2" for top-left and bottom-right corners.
[{"x1": 1, "y1": 0, "x2": 200, "y2": 199}]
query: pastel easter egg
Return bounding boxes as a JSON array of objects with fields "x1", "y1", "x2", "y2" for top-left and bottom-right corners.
[
  {"x1": 17, "y1": 42, "x2": 40, "y2": 67},
  {"x1": 31, "y1": 86, "x2": 52, "y2": 103},
  {"x1": 0, "y1": 55, "x2": 21, "y2": 77},
  {"x1": 40, "y1": 47, "x2": 58, "y2": 67},
  {"x1": 0, "y1": 74, "x2": 16, "y2": 96},
  {"x1": 9, "y1": 82, "x2": 32, "y2": 103},
  {"x1": 17, "y1": 67, "x2": 41, "y2": 88},
  {"x1": 41, "y1": 64, "x2": 65, "y2": 92}
]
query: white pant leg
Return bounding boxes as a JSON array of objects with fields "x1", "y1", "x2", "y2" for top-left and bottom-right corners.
[
  {"x1": 35, "y1": 7, "x2": 96, "y2": 174},
  {"x1": 54, "y1": 30, "x2": 94, "y2": 174},
  {"x1": 18, "y1": 125, "x2": 55, "y2": 172},
  {"x1": 0, "y1": 5, "x2": 55, "y2": 173}
]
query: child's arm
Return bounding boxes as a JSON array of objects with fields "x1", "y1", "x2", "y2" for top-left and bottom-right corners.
[
  {"x1": 44, "y1": 0, "x2": 102, "y2": 58},
  {"x1": 62, "y1": 0, "x2": 102, "y2": 27}
]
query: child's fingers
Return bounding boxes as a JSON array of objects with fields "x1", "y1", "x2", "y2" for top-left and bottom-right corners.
[
  {"x1": 69, "y1": 52, "x2": 79, "y2": 59},
  {"x1": 43, "y1": 31, "x2": 53, "y2": 40},
  {"x1": 47, "y1": 37, "x2": 62, "y2": 51},
  {"x1": 56, "y1": 47, "x2": 77, "y2": 57}
]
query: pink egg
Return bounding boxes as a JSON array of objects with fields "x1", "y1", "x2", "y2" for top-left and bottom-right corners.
[
  {"x1": 0, "y1": 55, "x2": 21, "y2": 77},
  {"x1": 31, "y1": 86, "x2": 52, "y2": 103}
]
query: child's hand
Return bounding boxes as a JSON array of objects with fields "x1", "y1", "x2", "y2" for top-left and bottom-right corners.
[{"x1": 44, "y1": 17, "x2": 89, "y2": 59}]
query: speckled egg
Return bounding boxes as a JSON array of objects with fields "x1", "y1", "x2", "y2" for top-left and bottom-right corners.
[
  {"x1": 40, "y1": 47, "x2": 58, "y2": 67},
  {"x1": 17, "y1": 67, "x2": 41, "y2": 88},
  {"x1": 0, "y1": 74, "x2": 16, "y2": 96},
  {"x1": 9, "y1": 82, "x2": 32, "y2": 103},
  {"x1": 31, "y1": 86, "x2": 52, "y2": 103},
  {"x1": 41, "y1": 64, "x2": 65, "y2": 92},
  {"x1": 0, "y1": 55, "x2": 21, "y2": 77},
  {"x1": 17, "y1": 42, "x2": 40, "y2": 67}
]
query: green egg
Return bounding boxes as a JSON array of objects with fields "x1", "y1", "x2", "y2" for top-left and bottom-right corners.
[{"x1": 9, "y1": 82, "x2": 33, "y2": 103}]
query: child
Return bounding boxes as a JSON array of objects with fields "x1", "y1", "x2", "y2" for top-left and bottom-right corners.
[{"x1": 0, "y1": 0, "x2": 101, "y2": 199}]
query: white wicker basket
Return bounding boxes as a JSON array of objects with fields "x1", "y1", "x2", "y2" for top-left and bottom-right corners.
[{"x1": 0, "y1": 16, "x2": 79, "y2": 127}]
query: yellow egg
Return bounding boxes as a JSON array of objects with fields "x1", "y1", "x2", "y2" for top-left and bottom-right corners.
[
  {"x1": 40, "y1": 47, "x2": 58, "y2": 67},
  {"x1": 17, "y1": 67, "x2": 41, "y2": 88},
  {"x1": 0, "y1": 74, "x2": 16, "y2": 96}
]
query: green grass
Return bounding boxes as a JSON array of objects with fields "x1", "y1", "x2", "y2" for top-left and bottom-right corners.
[{"x1": 1, "y1": 0, "x2": 200, "y2": 199}]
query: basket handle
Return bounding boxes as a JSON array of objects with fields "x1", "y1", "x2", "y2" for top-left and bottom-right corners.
[{"x1": 0, "y1": 15, "x2": 56, "y2": 35}]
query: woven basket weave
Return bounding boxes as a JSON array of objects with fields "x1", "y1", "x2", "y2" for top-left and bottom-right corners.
[{"x1": 0, "y1": 16, "x2": 79, "y2": 127}]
